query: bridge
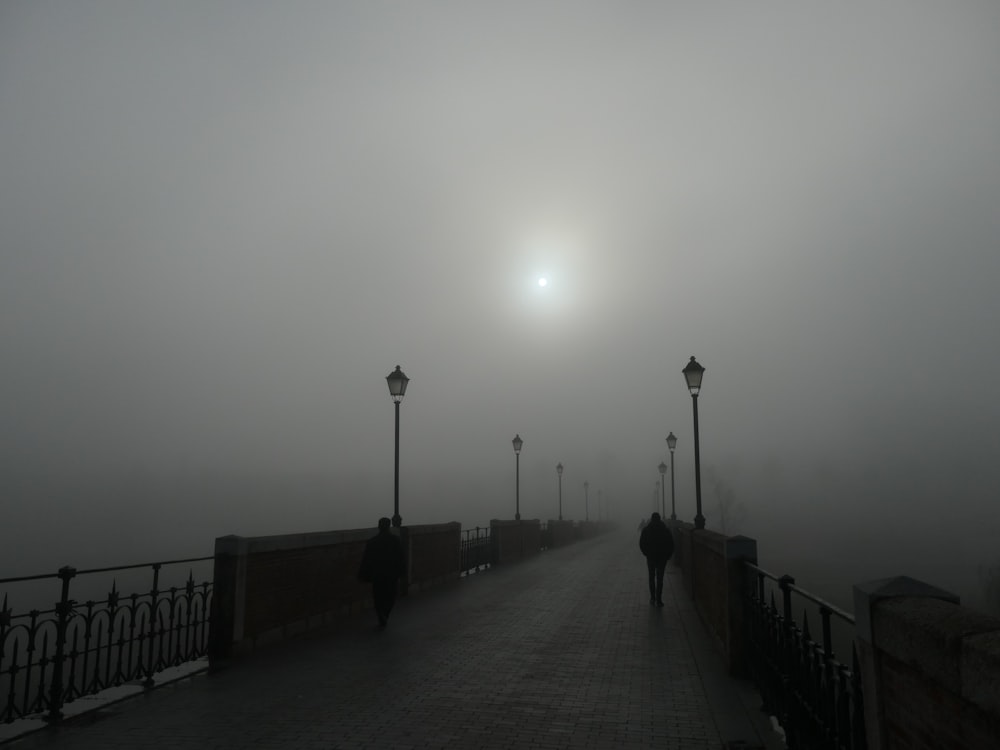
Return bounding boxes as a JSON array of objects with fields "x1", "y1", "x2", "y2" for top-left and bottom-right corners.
[
  {"x1": 4, "y1": 530, "x2": 776, "y2": 749},
  {"x1": 2, "y1": 521, "x2": 999, "y2": 748}
]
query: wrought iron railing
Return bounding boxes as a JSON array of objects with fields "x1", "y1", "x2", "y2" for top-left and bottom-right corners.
[
  {"x1": 0, "y1": 556, "x2": 213, "y2": 727},
  {"x1": 459, "y1": 527, "x2": 492, "y2": 575},
  {"x1": 744, "y1": 563, "x2": 866, "y2": 750}
]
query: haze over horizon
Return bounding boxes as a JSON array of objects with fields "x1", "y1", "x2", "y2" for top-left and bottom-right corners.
[{"x1": 3, "y1": 2, "x2": 999, "y2": 607}]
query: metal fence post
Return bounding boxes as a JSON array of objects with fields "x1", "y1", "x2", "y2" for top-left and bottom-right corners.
[
  {"x1": 143, "y1": 563, "x2": 161, "y2": 687},
  {"x1": 208, "y1": 538, "x2": 241, "y2": 668},
  {"x1": 46, "y1": 566, "x2": 76, "y2": 724}
]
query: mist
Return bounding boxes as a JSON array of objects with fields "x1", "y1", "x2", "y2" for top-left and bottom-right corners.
[{"x1": 2, "y1": 2, "x2": 999, "y2": 611}]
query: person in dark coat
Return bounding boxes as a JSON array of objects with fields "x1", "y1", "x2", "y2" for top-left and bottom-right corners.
[
  {"x1": 357, "y1": 517, "x2": 406, "y2": 628},
  {"x1": 639, "y1": 512, "x2": 674, "y2": 607}
]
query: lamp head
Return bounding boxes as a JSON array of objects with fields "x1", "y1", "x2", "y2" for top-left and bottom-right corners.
[
  {"x1": 512, "y1": 434, "x2": 523, "y2": 454},
  {"x1": 556, "y1": 462, "x2": 563, "y2": 476},
  {"x1": 385, "y1": 365, "x2": 409, "y2": 403},
  {"x1": 666, "y1": 432, "x2": 677, "y2": 451},
  {"x1": 658, "y1": 461, "x2": 667, "y2": 476},
  {"x1": 682, "y1": 356, "x2": 705, "y2": 395}
]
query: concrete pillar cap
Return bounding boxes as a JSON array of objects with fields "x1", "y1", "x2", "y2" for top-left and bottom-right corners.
[{"x1": 853, "y1": 575, "x2": 959, "y2": 643}]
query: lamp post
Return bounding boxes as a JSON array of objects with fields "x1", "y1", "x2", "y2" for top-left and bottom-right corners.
[
  {"x1": 658, "y1": 462, "x2": 667, "y2": 518},
  {"x1": 584, "y1": 480, "x2": 589, "y2": 521},
  {"x1": 682, "y1": 356, "x2": 705, "y2": 529},
  {"x1": 512, "y1": 434, "x2": 523, "y2": 520},
  {"x1": 556, "y1": 462, "x2": 564, "y2": 520},
  {"x1": 385, "y1": 365, "x2": 409, "y2": 528},
  {"x1": 666, "y1": 432, "x2": 678, "y2": 520}
]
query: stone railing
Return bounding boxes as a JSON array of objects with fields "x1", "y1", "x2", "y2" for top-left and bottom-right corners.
[
  {"x1": 489, "y1": 519, "x2": 613, "y2": 564},
  {"x1": 403, "y1": 523, "x2": 462, "y2": 594},
  {"x1": 670, "y1": 521, "x2": 1000, "y2": 748},
  {"x1": 489, "y1": 519, "x2": 541, "y2": 565},
  {"x1": 209, "y1": 523, "x2": 460, "y2": 661},
  {"x1": 854, "y1": 577, "x2": 1000, "y2": 750},
  {"x1": 210, "y1": 519, "x2": 614, "y2": 664},
  {"x1": 667, "y1": 521, "x2": 756, "y2": 675},
  {"x1": 546, "y1": 519, "x2": 577, "y2": 548}
]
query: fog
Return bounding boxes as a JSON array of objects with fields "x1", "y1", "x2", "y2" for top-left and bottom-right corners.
[{"x1": 2, "y1": 3, "x2": 999, "y2": 610}]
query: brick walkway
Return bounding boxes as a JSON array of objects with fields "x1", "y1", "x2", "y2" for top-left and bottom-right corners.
[{"x1": 11, "y1": 531, "x2": 781, "y2": 749}]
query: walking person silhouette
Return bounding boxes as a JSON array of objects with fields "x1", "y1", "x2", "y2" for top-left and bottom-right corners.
[
  {"x1": 639, "y1": 512, "x2": 674, "y2": 607},
  {"x1": 358, "y1": 517, "x2": 406, "y2": 628}
]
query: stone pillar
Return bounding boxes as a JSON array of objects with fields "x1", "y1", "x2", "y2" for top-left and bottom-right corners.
[
  {"x1": 208, "y1": 535, "x2": 247, "y2": 668},
  {"x1": 853, "y1": 576, "x2": 961, "y2": 750},
  {"x1": 724, "y1": 534, "x2": 757, "y2": 676},
  {"x1": 490, "y1": 520, "x2": 517, "y2": 565}
]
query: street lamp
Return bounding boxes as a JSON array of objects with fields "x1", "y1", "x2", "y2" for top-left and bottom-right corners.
[
  {"x1": 598, "y1": 489, "x2": 603, "y2": 521},
  {"x1": 666, "y1": 432, "x2": 678, "y2": 520},
  {"x1": 584, "y1": 480, "x2": 589, "y2": 521},
  {"x1": 512, "y1": 434, "x2": 523, "y2": 520},
  {"x1": 556, "y1": 462, "x2": 564, "y2": 520},
  {"x1": 682, "y1": 356, "x2": 705, "y2": 529},
  {"x1": 385, "y1": 365, "x2": 409, "y2": 528},
  {"x1": 658, "y1": 462, "x2": 667, "y2": 518}
]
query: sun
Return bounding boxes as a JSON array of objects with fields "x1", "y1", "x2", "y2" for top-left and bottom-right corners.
[{"x1": 537, "y1": 277, "x2": 548, "y2": 288}]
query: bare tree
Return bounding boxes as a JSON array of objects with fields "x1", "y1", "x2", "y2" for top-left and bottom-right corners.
[{"x1": 704, "y1": 466, "x2": 746, "y2": 534}]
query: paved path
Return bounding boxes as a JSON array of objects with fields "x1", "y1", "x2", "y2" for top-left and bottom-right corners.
[{"x1": 11, "y1": 531, "x2": 781, "y2": 749}]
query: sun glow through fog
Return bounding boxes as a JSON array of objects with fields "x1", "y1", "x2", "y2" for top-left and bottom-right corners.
[{"x1": 508, "y1": 227, "x2": 595, "y2": 329}]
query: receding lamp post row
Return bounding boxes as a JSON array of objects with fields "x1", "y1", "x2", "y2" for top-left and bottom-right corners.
[
  {"x1": 666, "y1": 431, "x2": 677, "y2": 520},
  {"x1": 682, "y1": 356, "x2": 706, "y2": 529},
  {"x1": 505, "y1": 447, "x2": 571, "y2": 523},
  {"x1": 385, "y1": 365, "x2": 410, "y2": 528},
  {"x1": 386, "y1": 361, "x2": 698, "y2": 530}
]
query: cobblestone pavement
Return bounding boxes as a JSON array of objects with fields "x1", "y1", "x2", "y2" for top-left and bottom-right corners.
[{"x1": 11, "y1": 531, "x2": 781, "y2": 749}]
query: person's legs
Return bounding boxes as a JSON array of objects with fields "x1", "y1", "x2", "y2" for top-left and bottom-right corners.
[
  {"x1": 372, "y1": 579, "x2": 396, "y2": 626},
  {"x1": 654, "y1": 560, "x2": 667, "y2": 605},
  {"x1": 382, "y1": 579, "x2": 397, "y2": 620},
  {"x1": 646, "y1": 558, "x2": 656, "y2": 603}
]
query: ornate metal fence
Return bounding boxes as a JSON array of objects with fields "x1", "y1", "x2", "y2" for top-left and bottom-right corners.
[
  {"x1": 459, "y1": 527, "x2": 492, "y2": 575},
  {"x1": 744, "y1": 563, "x2": 866, "y2": 750},
  {"x1": 0, "y1": 557, "x2": 213, "y2": 726}
]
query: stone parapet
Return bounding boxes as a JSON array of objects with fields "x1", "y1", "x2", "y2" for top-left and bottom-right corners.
[
  {"x1": 403, "y1": 522, "x2": 461, "y2": 593},
  {"x1": 547, "y1": 519, "x2": 577, "y2": 548},
  {"x1": 210, "y1": 523, "x2": 460, "y2": 663},
  {"x1": 490, "y1": 519, "x2": 541, "y2": 565},
  {"x1": 854, "y1": 577, "x2": 1000, "y2": 750},
  {"x1": 667, "y1": 522, "x2": 757, "y2": 676}
]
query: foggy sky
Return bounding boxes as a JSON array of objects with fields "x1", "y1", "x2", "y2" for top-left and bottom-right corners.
[{"x1": 2, "y1": 2, "x2": 1000, "y2": 593}]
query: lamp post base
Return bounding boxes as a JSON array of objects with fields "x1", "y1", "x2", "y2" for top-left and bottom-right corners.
[
  {"x1": 694, "y1": 513, "x2": 705, "y2": 529},
  {"x1": 392, "y1": 514, "x2": 402, "y2": 528}
]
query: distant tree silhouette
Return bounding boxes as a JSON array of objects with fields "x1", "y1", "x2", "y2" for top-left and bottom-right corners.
[{"x1": 704, "y1": 466, "x2": 746, "y2": 534}]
